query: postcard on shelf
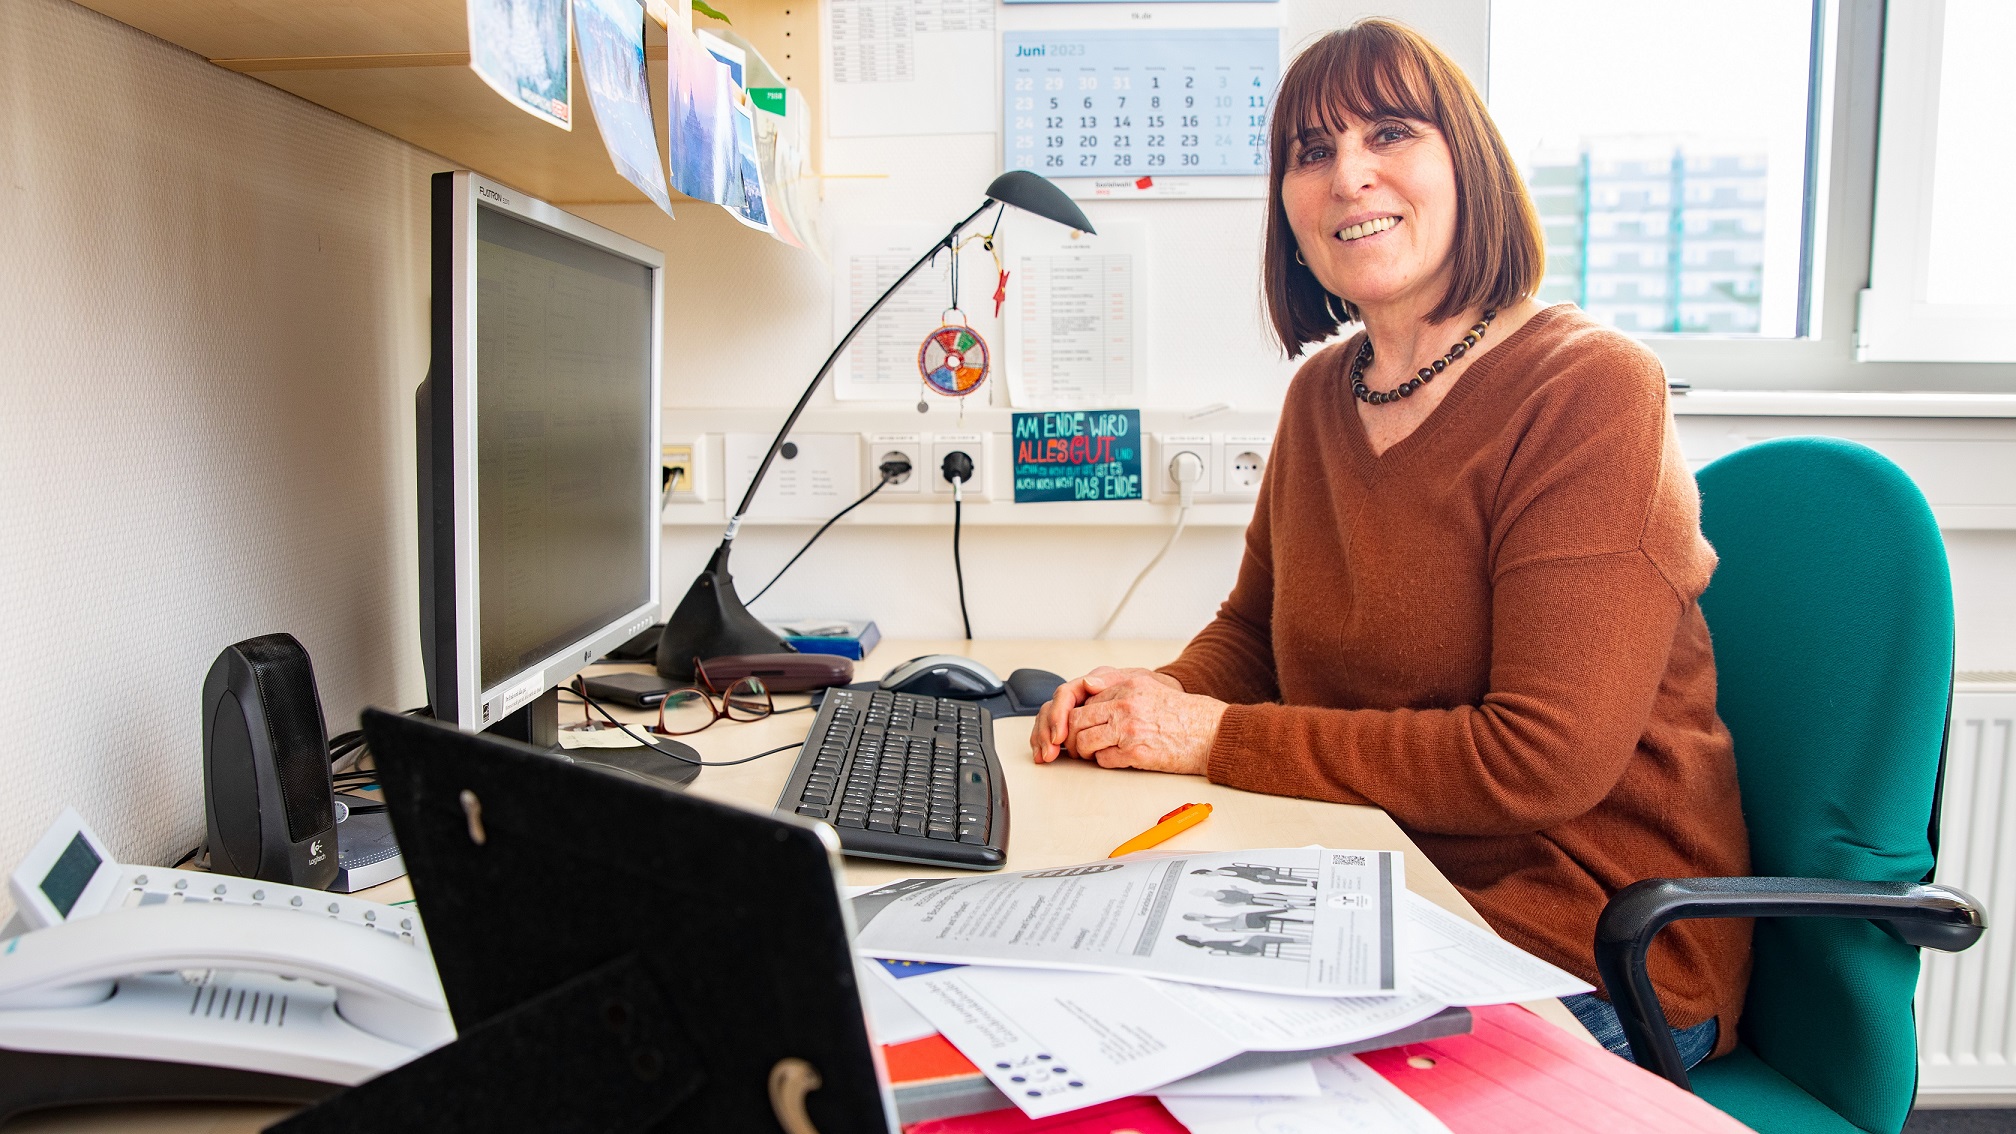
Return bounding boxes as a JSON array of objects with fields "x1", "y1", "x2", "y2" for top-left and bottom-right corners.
[
  {"x1": 468, "y1": 0, "x2": 573, "y2": 129},
  {"x1": 572, "y1": 0, "x2": 674, "y2": 215},
  {"x1": 665, "y1": 23, "x2": 735, "y2": 208}
]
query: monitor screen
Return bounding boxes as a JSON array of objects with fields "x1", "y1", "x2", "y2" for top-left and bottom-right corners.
[{"x1": 473, "y1": 207, "x2": 655, "y2": 692}]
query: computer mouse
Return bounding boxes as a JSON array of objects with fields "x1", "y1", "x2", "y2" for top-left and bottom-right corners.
[{"x1": 879, "y1": 654, "x2": 1007, "y2": 699}]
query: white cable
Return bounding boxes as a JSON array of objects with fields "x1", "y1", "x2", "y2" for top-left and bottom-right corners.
[{"x1": 1097, "y1": 451, "x2": 1204, "y2": 639}]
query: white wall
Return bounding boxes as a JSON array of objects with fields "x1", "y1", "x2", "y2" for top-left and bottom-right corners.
[{"x1": 0, "y1": 0, "x2": 443, "y2": 911}]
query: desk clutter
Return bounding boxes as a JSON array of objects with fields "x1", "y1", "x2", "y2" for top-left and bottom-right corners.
[
  {"x1": 847, "y1": 848, "x2": 1621, "y2": 1125},
  {"x1": 1, "y1": 703, "x2": 1751, "y2": 1132}
]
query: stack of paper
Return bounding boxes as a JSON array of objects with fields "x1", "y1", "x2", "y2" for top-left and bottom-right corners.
[{"x1": 850, "y1": 849, "x2": 1593, "y2": 1121}]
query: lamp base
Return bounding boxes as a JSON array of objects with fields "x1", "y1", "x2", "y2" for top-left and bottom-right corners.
[{"x1": 655, "y1": 543, "x2": 793, "y2": 681}]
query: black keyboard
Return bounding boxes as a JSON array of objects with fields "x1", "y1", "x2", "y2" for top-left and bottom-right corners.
[{"x1": 775, "y1": 687, "x2": 1008, "y2": 870}]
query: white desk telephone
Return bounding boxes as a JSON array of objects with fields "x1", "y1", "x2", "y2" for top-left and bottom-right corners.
[{"x1": 0, "y1": 807, "x2": 453, "y2": 1101}]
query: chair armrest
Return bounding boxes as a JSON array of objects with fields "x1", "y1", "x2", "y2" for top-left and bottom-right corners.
[{"x1": 1592, "y1": 877, "x2": 1985, "y2": 1090}]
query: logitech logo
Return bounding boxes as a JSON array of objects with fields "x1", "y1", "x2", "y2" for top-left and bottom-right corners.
[{"x1": 309, "y1": 839, "x2": 326, "y2": 864}]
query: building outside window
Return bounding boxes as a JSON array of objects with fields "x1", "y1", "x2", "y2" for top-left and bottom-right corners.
[{"x1": 1489, "y1": 1, "x2": 1815, "y2": 339}]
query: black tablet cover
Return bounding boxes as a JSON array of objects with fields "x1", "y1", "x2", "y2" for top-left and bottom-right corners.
[{"x1": 271, "y1": 709, "x2": 892, "y2": 1133}]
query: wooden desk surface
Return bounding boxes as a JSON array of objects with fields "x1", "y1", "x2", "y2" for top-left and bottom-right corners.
[{"x1": 10, "y1": 639, "x2": 1592, "y2": 1132}]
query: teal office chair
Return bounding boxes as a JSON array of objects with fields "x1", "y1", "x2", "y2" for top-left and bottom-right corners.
[{"x1": 1593, "y1": 437, "x2": 1986, "y2": 1134}]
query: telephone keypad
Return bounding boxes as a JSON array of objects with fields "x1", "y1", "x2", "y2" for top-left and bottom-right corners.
[{"x1": 112, "y1": 868, "x2": 429, "y2": 950}]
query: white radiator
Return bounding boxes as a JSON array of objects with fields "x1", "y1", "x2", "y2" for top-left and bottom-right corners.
[{"x1": 1916, "y1": 679, "x2": 2016, "y2": 1107}]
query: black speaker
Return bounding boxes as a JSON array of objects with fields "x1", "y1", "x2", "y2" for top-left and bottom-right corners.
[{"x1": 202, "y1": 633, "x2": 339, "y2": 889}]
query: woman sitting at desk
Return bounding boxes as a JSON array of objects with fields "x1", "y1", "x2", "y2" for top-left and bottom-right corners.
[{"x1": 1032, "y1": 19, "x2": 1750, "y2": 1069}]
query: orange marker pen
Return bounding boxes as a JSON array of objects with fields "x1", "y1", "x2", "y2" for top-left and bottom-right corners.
[{"x1": 1108, "y1": 802, "x2": 1213, "y2": 858}]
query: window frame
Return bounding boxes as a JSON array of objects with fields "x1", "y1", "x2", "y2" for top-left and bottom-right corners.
[
  {"x1": 1488, "y1": 0, "x2": 2016, "y2": 392},
  {"x1": 1853, "y1": 0, "x2": 2016, "y2": 365}
]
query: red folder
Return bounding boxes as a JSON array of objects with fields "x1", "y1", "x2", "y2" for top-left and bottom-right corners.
[{"x1": 900, "y1": 1005, "x2": 1750, "y2": 1134}]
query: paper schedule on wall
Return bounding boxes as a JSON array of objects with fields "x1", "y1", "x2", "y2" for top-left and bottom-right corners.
[
  {"x1": 832, "y1": 227, "x2": 1001, "y2": 401},
  {"x1": 1003, "y1": 29, "x2": 1278, "y2": 185},
  {"x1": 825, "y1": 0, "x2": 995, "y2": 137},
  {"x1": 1003, "y1": 222, "x2": 1145, "y2": 407}
]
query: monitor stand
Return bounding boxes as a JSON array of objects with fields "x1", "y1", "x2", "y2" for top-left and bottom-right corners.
[{"x1": 485, "y1": 688, "x2": 700, "y2": 790}]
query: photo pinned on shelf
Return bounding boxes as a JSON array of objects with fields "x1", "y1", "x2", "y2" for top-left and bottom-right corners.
[
  {"x1": 699, "y1": 31, "x2": 774, "y2": 234},
  {"x1": 665, "y1": 23, "x2": 737, "y2": 209},
  {"x1": 572, "y1": 0, "x2": 674, "y2": 215},
  {"x1": 469, "y1": 0, "x2": 573, "y2": 129}
]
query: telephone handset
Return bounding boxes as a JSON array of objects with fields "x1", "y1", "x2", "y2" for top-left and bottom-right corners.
[{"x1": 1, "y1": 808, "x2": 454, "y2": 1117}]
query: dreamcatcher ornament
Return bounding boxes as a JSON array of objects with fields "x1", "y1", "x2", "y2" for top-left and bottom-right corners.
[
  {"x1": 918, "y1": 311, "x2": 989, "y2": 398},
  {"x1": 913, "y1": 230, "x2": 1008, "y2": 413}
]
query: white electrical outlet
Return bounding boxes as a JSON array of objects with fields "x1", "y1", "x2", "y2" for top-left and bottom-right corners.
[
  {"x1": 1221, "y1": 433, "x2": 1273, "y2": 498},
  {"x1": 865, "y1": 432, "x2": 924, "y2": 495},
  {"x1": 1155, "y1": 433, "x2": 1215, "y2": 501},
  {"x1": 930, "y1": 432, "x2": 993, "y2": 501},
  {"x1": 662, "y1": 435, "x2": 707, "y2": 504}
]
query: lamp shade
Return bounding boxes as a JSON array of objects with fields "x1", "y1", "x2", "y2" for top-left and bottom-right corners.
[{"x1": 984, "y1": 171, "x2": 1096, "y2": 235}]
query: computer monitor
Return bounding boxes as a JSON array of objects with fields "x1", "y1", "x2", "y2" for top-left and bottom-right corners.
[{"x1": 417, "y1": 171, "x2": 663, "y2": 743}]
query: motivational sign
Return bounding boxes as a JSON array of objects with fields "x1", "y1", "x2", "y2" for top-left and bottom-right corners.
[{"x1": 1011, "y1": 409, "x2": 1143, "y2": 503}]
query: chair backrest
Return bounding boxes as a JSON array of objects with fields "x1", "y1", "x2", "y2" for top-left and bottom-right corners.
[{"x1": 1695, "y1": 437, "x2": 1952, "y2": 1134}]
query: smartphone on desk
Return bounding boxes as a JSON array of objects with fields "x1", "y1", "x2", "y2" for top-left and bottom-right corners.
[{"x1": 581, "y1": 672, "x2": 679, "y2": 708}]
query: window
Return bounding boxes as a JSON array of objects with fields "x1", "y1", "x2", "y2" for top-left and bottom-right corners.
[
  {"x1": 1856, "y1": 0, "x2": 2016, "y2": 363},
  {"x1": 1487, "y1": 1, "x2": 1819, "y2": 338}
]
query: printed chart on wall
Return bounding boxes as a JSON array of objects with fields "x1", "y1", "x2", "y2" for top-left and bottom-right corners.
[
  {"x1": 831, "y1": 227, "x2": 1003, "y2": 401},
  {"x1": 1003, "y1": 28, "x2": 1279, "y2": 199},
  {"x1": 825, "y1": 0, "x2": 995, "y2": 136},
  {"x1": 1002, "y1": 222, "x2": 1146, "y2": 407}
]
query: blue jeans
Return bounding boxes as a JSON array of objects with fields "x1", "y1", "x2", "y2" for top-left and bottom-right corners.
[{"x1": 1563, "y1": 992, "x2": 1719, "y2": 1070}]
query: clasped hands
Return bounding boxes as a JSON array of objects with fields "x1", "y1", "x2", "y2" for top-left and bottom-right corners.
[{"x1": 1029, "y1": 666, "x2": 1228, "y2": 776}]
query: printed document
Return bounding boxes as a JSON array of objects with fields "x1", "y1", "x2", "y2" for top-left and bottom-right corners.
[
  {"x1": 1160, "y1": 1052, "x2": 1454, "y2": 1134},
  {"x1": 1003, "y1": 222, "x2": 1146, "y2": 407},
  {"x1": 853, "y1": 849, "x2": 1404, "y2": 996},
  {"x1": 873, "y1": 961, "x2": 1442, "y2": 1117},
  {"x1": 824, "y1": 0, "x2": 994, "y2": 136},
  {"x1": 1402, "y1": 892, "x2": 1592, "y2": 1005}
]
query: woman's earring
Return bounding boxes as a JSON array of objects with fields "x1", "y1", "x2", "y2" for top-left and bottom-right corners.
[{"x1": 1294, "y1": 247, "x2": 1307, "y2": 267}]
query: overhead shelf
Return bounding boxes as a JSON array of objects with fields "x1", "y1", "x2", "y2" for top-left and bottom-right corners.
[{"x1": 74, "y1": 0, "x2": 819, "y2": 212}]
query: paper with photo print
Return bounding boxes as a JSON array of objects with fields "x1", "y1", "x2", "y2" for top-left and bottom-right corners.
[
  {"x1": 697, "y1": 31, "x2": 773, "y2": 233},
  {"x1": 853, "y1": 849, "x2": 1404, "y2": 996},
  {"x1": 469, "y1": 0, "x2": 573, "y2": 129},
  {"x1": 573, "y1": 0, "x2": 673, "y2": 215},
  {"x1": 665, "y1": 23, "x2": 736, "y2": 206}
]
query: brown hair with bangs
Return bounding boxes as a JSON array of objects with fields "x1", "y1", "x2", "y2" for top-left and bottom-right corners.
[{"x1": 1263, "y1": 19, "x2": 1544, "y2": 355}]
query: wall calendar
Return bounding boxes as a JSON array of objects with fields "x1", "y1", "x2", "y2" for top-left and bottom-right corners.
[{"x1": 1002, "y1": 29, "x2": 1281, "y2": 187}]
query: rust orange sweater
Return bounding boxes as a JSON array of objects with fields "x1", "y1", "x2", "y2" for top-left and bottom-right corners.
[{"x1": 1160, "y1": 305, "x2": 1751, "y2": 1045}]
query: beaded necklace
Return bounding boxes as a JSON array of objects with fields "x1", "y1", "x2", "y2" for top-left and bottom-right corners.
[{"x1": 1349, "y1": 309, "x2": 1496, "y2": 406}]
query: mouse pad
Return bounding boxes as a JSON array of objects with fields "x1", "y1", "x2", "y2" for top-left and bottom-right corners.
[{"x1": 812, "y1": 668, "x2": 1064, "y2": 718}]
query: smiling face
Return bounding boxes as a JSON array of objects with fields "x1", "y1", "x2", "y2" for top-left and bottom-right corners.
[
  {"x1": 1281, "y1": 113, "x2": 1460, "y2": 324},
  {"x1": 1260, "y1": 21, "x2": 1546, "y2": 354}
]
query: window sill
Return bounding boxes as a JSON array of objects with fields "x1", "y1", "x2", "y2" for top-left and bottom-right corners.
[{"x1": 1672, "y1": 390, "x2": 2016, "y2": 418}]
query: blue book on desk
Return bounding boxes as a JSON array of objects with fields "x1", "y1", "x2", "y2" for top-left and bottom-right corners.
[{"x1": 775, "y1": 620, "x2": 880, "y2": 660}]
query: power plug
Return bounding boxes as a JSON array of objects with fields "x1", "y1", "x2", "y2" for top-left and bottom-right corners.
[
  {"x1": 879, "y1": 454, "x2": 914, "y2": 485},
  {"x1": 1169, "y1": 449, "x2": 1205, "y2": 509},
  {"x1": 941, "y1": 450, "x2": 975, "y2": 500}
]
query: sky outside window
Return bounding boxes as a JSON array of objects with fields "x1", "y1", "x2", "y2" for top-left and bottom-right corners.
[{"x1": 1488, "y1": 1, "x2": 1815, "y2": 337}]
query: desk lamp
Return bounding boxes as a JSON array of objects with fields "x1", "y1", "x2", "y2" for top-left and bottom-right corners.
[{"x1": 656, "y1": 172, "x2": 1095, "y2": 680}]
